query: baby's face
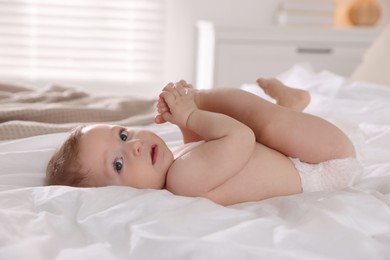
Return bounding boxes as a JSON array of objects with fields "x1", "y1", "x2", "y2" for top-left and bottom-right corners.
[{"x1": 78, "y1": 124, "x2": 173, "y2": 189}]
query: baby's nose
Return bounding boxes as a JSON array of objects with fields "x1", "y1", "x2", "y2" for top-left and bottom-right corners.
[{"x1": 127, "y1": 139, "x2": 142, "y2": 156}]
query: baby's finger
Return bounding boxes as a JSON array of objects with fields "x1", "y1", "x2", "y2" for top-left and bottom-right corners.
[
  {"x1": 157, "y1": 96, "x2": 167, "y2": 106},
  {"x1": 157, "y1": 99, "x2": 167, "y2": 108},
  {"x1": 154, "y1": 114, "x2": 166, "y2": 124},
  {"x1": 159, "y1": 90, "x2": 175, "y2": 105},
  {"x1": 174, "y1": 84, "x2": 188, "y2": 96},
  {"x1": 157, "y1": 103, "x2": 169, "y2": 114},
  {"x1": 156, "y1": 99, "x2": 166, "y2": 111},
  {"x1": 161, "y1": 110, "x2": 173, "y2": 123},
  {"x1": 175, "y1": 80, "x2": 187, "y2": 88},
  {"x1": 162, "y1": 82, "x2": 175, "y2": 92},
  {"x1": 156, "y1": 96, "x2": 164, "y2": 106},
  {"x1": 162, "y1": 83, "x2": 182, "y2": 98},
  {"x1": 177, "y1": 80, "x2": 193, "y2": 89}
]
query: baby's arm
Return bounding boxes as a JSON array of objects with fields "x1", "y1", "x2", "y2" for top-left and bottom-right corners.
[{"x1": 158, "y1": 83, "x2": 256, "y2": 196}]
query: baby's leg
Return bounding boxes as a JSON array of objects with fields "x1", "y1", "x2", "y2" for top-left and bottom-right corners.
[{"x1": 198, "y1": 80, "x2": 356, "y2": 164}]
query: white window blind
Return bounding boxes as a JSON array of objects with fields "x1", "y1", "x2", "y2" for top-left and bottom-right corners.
[{"x1": 0, "y1": 0, "x2": 165, "y2": 88}]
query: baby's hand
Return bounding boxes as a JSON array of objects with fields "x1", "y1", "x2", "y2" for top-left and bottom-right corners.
[{"x1": 156, "y1": 81, "x2": 197, "y2": 128}]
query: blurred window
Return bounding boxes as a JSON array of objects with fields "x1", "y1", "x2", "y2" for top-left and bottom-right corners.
[{"x1": 0, "y1": 0, "x2": 165, "y2": 88}]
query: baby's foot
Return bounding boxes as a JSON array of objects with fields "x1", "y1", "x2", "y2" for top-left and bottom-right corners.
[{"x1": 256, "y1": 78, "x2": 310, "y2": 112}]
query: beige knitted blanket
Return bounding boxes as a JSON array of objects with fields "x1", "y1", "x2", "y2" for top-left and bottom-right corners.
[{"x1": 0, "y1": 83, "x2": 157, "y2": 140}]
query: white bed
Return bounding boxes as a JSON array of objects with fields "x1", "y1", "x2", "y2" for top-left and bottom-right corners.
[{"x1": 0, "y1": 64, "x2": 389, "y2": 259}]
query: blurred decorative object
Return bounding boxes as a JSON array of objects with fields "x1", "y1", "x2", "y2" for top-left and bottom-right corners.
[
  {"x1": 276, "y1": 0, "x2": 336, "y2": 27},
  {"x1": 335, "y1": 0, "x2": 382, "y2": 27},
  {"x1": 349, "y1": 0, "x2": 381, "y2": 26}
]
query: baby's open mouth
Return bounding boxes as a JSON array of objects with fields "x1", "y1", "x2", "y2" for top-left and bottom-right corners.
[{"x1": 151, "y1": 145, "x2": 158, "y2": 165}]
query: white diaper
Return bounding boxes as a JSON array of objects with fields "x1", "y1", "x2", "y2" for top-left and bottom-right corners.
[{"x1": 289, "y1": 157, "x2": 361, "y2": 192}]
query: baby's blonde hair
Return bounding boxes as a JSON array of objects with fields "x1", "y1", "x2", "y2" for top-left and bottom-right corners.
[{"x1": 46, "y1": 126, "x2": 89, "y2": 187}]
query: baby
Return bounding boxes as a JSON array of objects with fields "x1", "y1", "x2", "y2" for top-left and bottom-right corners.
[{"x1": 46, "y1": 79, "x2": 358, "y2": 206}]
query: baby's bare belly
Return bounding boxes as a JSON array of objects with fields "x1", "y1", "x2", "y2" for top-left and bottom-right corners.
[{"x1": 205, "y1": 143, "x2": 302, "y2": 206}]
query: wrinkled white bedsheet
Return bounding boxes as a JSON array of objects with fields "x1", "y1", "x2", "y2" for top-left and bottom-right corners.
[{"x1": 1, "y1": 66, "x2": 389, "y2": 259}]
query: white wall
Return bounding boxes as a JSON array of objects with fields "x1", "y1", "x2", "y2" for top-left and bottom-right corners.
[{"x1": 163, "y1": 0, "x2": 278, "y2": 85}]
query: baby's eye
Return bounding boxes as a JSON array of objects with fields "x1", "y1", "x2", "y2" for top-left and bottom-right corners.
[
  {"x1": 114, "y1": 158, "x2": 123, "y2": 173},
  {"x1": 119, "y1": 129, "x2": 128, "y2": 141}
]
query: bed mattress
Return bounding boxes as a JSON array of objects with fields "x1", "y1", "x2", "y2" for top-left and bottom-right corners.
[{"x1": 0, "y1": 66, "x2": 389, "y2": 259}]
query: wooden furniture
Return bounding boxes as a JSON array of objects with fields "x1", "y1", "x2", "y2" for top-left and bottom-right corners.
[{"x1": 196, "y1": 22, "x2": 380, "y2": 88}]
